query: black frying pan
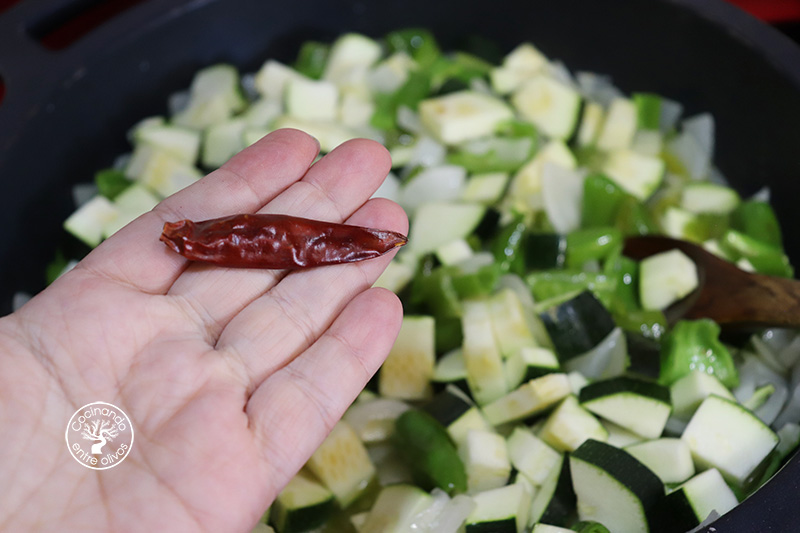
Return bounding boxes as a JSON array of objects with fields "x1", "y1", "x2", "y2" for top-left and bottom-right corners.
[{"x1": 1, "y1": 0, "x2": 799, "y2": 530}]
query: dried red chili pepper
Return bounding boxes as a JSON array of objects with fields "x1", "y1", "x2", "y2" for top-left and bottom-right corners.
[{"x1": 160, "y1": 213, "x2": 408, "y2": 269}]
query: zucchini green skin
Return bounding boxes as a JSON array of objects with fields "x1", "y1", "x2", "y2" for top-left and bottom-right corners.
[
  {"x1": 530, "y1": 454, "x2": 577, "y2": 527},
  {"x1": 466, "y1": 518, "x2": 517, "y2": 533},
  {"x1": 652, "y1": 491, "x2": 712, "y2": 533},
  {"x1": 423, "y1": 387, "x2": 472, "y2": 428},
  {"x1": 270, "y1": 499, "x2": 335, "y2": 533},
  {"x1": 572, "y1": 521, "x2": 612, "y2": 533},
  {"x1": 570, "y1": 439, "x2": 664, "y2": 529},
  {"x1": 393, "y1": 409, "x2": 468, "y2": 494},
  {"x1": 539, "y1": 291, "x2": 616, "y2": 361},
  {"x1": 571, "y1": 440, "x2": 663, "y2": 500},
  {"x1": 578, "y1": 376, "x2": 670, "y2": 404}
]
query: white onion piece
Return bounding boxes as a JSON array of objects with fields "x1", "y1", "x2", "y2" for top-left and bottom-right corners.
[
  {"x1": 751, "y1": 334, "x2": 790, "y2": 374},
  {"x1": 412, "y1": 490, "x2": 476, "y2": 533},
  {"x1": 575, "y1": 71, "x2": 623, "y2": 106},
  {"x1": 407, "y1": 135, "x2": 447, "y2": 168},
  {"x1": 12, "y1": 292, "x2": 32, "y2": 312},
  {"x1": 667, "y1": 131, "x2": 709, "y2": 180},
  {"x1": 547, "y1": 60, "x2": 577, "y2": 88},
  {"x1": 683, "y1": 113, "x2": 715, "y2": 157},
  {"x1": 409, "y1": 488, "x2": 450, "y2": 531},
  {"x1": 564, "y1": 327, "x2": 627, "y2": 380},
  {"x1": 72, "y1": 183, "x2": 98, "y2": 208},
  {"x1": 399, "y1": 164, "x2": 466, "y2": 213},
  {"x1": 168, "y1": 90, "x2": 191, "y2": 116},
  {"x1": 541, "y1": 162, "x2": 585, "y2": 234},
  {"x1": 733, "y1": 352, "x2": 789, "y2": 426},
  {"x1": 372, "y1": 172, "x2": 401, "y2": 202},
  {"x1": 774, "y1": 360, "x2": 800, "y2": 429},
  {"x1": 240, "y1": 72, "x2": 259, "y2": 100},
  {"x1": 343, "y1": 397, "x2": 410, "y2": 444},
  {"x1": 659, "y1": 97, "x2": 684, "y2": 133},
  {"x1": 397, "y1": 105, "x2": 424, "y2": 134},
  {"x1": 778, "y1": 335, "x2": 800, "y2": 369},
  {"x1": 751, "y1": 186, "x2": 772, "y2": 203}
]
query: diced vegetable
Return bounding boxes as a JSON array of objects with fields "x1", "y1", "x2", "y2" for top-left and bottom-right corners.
[
  {"x1": 569, "y1": 439, "x2": 663, "y2": 533},
  {"x1": 58, "y1": 28, "x2": 800, "y2": 533}
]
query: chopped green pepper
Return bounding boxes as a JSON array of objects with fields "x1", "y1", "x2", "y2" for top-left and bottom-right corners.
[{"x1": 658, "y1": 319, "x2": 738, "y2": 388}]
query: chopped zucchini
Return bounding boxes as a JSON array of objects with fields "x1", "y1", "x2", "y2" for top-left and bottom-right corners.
[
  {"x1": 569, "y1": 439, "x2": 663, "y2": 533},
  {"x1": 539, "y1": 395, "x2": 608, "y2": 452},
  {"x1": 270, "y1": 469, "x2": 335, "y2": 533},
  {"x1": 681, "y1": 395, "x2": 778, "y2": 488},
  {"x1": 379, "y1": 315, "x2": 435, "y2": 401},
  {"x1": 579, "y1": 377, "x2": 671, "y2": 439},
  {"x1": 305, "y1": 420, "x2": 376, "y2": 508}
]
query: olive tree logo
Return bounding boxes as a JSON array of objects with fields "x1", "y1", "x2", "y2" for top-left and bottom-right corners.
[{"x1": 66, "y1": 402, "x2": 134, "y2": 470}]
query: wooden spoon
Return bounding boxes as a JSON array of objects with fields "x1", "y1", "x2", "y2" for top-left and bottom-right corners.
[{"x1": 623, "y1": 236, "x2": 800, "y2": 329}]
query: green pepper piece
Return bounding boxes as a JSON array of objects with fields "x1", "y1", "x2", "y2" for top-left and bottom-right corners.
[
  {"x1": 435, "y1": 316, "x2": 463, "y2": 354},
  {"x1": 527, "y1": 270, "x2": 616, "y2": 308},
  {"x1": 613, "y1": 308, "x2": 667, "y2": 342},
  {"x1": 492, "y1": 215, "x2": 528, "y2": 275},
  {"x1": 658, "y1": 319, "x2": 738, "y2": 388},
  {"x1": 615, "y1": 196, "x2": 659, "y2": 236},
  {"x1": 720, "y1": 229, "x2": 794, "y2": 277},
  {"x1": 450, "y1": 262, "x2": 502, "y2": 299},
  {"x1": 429, "y1": 52, "x2": 493, "y2": 89},
  {"x1": 385, "y1": 28, "x2": 441, "y2": 69},
  {"x1": 582, "y1": 173, "x2": 627, "y2": 228},
  {"x1": 633, "y1": 92, "x2": 662, "y2": 131},
  {"x1": 447, "y1": 136, "x2": 535, "y2": 173},
  {"x1": 95, "y1": 168, "x2": 133, "y2": 200},
  {"x1": 604, "y1": 246, "x2": 639, "y2": 312},
  {"x1": 573, "y1": 521, "x2": 612, "y2": 533},
  {"x1": 566, "y1": 227, "x2": 623, "y2": 267},
  {"x1": 410, "y1": 265, "x2": 462, "y2": 319},
  {"x1": 393, "y1": 409, "x2": 467, "y2": 494},
  {"x1": 370, "y1": 70, "x2": 432, "y2": 131},
  {"x1": 294, "y1": 41, "x2": 330, "y2": 79},
  {"x1": 730, "y1": 200, "x2": 783, "y2": 249}
]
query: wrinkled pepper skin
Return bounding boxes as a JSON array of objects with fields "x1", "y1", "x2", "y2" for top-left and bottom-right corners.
[{"x1": 160, "y1": 213, "x2": 408, "y2": 269}]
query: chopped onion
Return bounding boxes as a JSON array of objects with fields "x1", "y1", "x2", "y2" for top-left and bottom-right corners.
[
  {"x1": 397, "y1": 105, "x2": 424, "y2": 134},
  {"x1": 733, "y1": 352, "x2": 789, "y2": 426},
  {"x1": 399, "y1": 164, "x2": 466, "y2": 213},
  {"x1": 564, "y1": 327, "x2": 627, "y2": 380},
  {"x1": 168, "y1": 89, "x2": 191, "y2": 116},
  {"x1": 407, "y1": 135, "x2": 447, "y2": 168},
  {"x1": 752, "y1": 186, "x2": 772, "y2": 203},
  {"x1": 411, "y1": 490, "x2": 476, "y2": 533},
  {"x1": 575, "y1": 71, "x2": 623, "y2": 106},
  {"x1": 72, "y1": 183, "x2": 98, "y2": 208},
  {"x1": 240, "y1": 72, "x2": 259, "y2": 100},
  {"x1": 372, "y1": 172, "x2": 401, "y2": 202},
  {"x1": 547, "y1": 60, "x2": 577, "y2": 88},
  {"x1": 12, "y1": 292, "x2": 32, "y2": 312},
  {"x1": 541, "y1": 162, "x2": 585, "y2": 234},
  {"x1": 658, "y1": 97, "x2": 684, "y2": 133}
]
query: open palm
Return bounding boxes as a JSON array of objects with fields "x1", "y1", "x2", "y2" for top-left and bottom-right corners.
[{"x1": 0, "y1": 130, "x2": 407, "y2": 532}]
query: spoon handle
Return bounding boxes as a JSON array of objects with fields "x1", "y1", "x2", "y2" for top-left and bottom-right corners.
[{"x1": 686, "y1": 265, "x2": 800, "y2": 329}]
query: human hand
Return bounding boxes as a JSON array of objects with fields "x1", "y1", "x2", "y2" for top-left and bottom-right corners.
[{"x1": 0, "y1": 129, "x2": 407, "y2": 532}]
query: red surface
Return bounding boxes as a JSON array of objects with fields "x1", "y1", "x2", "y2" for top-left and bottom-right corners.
[
  {"x1": 0, "y1": 0, "x2": 20, "y2": 14},
  {"x1": 727, "y1": 0, "x2": 800, "y2": 22},
  {"x1": 35, "y1": 0, "x2": 149, "y2": 50}
]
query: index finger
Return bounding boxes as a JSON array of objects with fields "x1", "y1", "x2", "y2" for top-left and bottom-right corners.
[{"x1": 76, "y1": 129, "x2": 320, "y2": 295}]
